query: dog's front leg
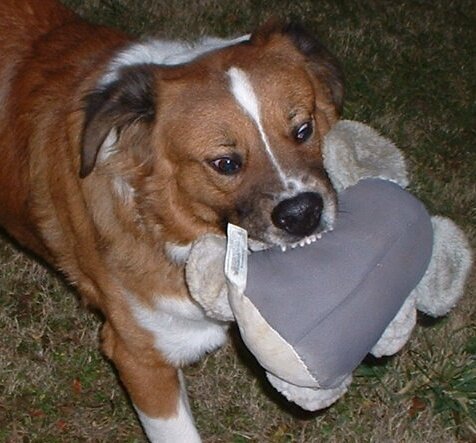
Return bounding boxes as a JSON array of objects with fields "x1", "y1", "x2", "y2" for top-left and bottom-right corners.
[
  {"x1": 133, "y1": 369, "x2": 201, "y2": 443},
  {"x1": 102, "y1": 322, "x2": 201, "y2": 443}
]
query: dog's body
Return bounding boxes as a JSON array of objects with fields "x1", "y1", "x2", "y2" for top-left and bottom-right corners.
[{"x1": 0, "y1": 1, "x2": 343, "y2": 441}]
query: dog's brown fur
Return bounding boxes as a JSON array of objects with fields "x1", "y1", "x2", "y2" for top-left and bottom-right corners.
[{"x1": 0, "y1": 0, "x2": 343, "y2": 439}]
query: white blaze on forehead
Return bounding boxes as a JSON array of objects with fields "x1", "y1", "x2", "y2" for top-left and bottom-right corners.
[{"x1": 227, "y1": 67, "x2": 289, "y2": 187}]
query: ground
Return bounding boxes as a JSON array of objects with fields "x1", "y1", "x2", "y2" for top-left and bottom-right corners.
[{"x1": 0, "y1": 0, "x2": 474, "y2": 441}]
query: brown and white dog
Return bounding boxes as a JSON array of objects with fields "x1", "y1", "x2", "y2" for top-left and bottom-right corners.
[{"x1": 0, "y1": 0, "x2": 344, "y2": 441}]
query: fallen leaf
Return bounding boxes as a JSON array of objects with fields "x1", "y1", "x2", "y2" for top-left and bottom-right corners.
[
  {"x1": 72, "y1": 378, "x2": 82, "y2": 395},
  {"x1": 30, "y1": 409, "x2": 46, "y2": 418},
  {"x1": 56, "y1": 419, "x2": 68, "y2": 431},
  {"x1": 409, "y1": 396, "x2": 426, "y2": 418}
]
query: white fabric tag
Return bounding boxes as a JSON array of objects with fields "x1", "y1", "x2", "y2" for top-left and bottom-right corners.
[{"x1": 225, "y1": 224, "x2": 248, "y2": 292}]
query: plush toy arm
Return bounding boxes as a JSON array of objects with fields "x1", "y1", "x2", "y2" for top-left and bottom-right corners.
[{"x1": 186, "y1": 234, "x2": 234, "y2": 322}]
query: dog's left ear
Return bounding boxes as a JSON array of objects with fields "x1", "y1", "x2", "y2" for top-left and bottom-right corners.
[
  {"x1": 80, "y1": 64, "x2": 156, "y2": 178},
  {"x1": 251, "y1": 21, "x2": 344, "y2": 116}
]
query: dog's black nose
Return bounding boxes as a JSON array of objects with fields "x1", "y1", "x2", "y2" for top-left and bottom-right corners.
[{"x1": 271, "y1": 192, "x2": 324, "y2": 237}]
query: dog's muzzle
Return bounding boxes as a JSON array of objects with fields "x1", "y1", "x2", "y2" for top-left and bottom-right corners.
[{"x1": 271, "y1": 192, "x2": 324, "y2": 237}]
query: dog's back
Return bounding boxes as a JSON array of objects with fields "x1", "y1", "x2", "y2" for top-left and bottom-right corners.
[
  {"x1": 0, "y1": 0, "x2": 73, "y2": 47},
  {"x1": 0, "y1": 0, "x2": 73, "y2": 252},
  {"x1": 0, "y1": 0, "x2": 74, "y2": 101},
  {"x1": 0, "y1": 0, "x2": 127, "y2": 257}
]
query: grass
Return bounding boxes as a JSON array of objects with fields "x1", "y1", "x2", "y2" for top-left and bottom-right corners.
[{"x1": 1, "y1": 0, "x2": 475, "y2": 441}]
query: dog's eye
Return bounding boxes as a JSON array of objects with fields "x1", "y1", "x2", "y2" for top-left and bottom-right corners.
[
  {"x1": 293, "y1": 121, "x2": 313, "y2": 143},
  {"x1": 209, "y1": 156, "x2": 242, "y2": 175}
]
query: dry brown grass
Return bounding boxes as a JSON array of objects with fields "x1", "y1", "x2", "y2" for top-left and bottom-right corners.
[{"x1": 1, "y1": 0, "x2": 475, "y2": 442}]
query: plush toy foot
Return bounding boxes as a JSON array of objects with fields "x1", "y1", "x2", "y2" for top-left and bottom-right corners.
[
  {"x1": 371, "y1": 294, "x2": 417, "y2": 358},
  {"x1": 266, "y1": 372, "x2": 353, "y2": 411},
  {"x1": 413, "y1": 216, "x2": 473, "y2": 317}
]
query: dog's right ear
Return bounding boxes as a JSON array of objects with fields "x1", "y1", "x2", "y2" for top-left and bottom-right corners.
[
  {"x1": 281, "y1": 23, "x2": 344, "y2": 116},
  {"x1": 251, "y1": 21, "x2": 344, "y2": 117},
  {"x1": 80, "y1": 64, "x2": 156, "y2": 178}
]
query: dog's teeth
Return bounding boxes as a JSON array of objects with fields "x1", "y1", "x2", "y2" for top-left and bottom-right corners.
[{"x1": 283, "y1": 233, "x2": 323, "y2": 252}]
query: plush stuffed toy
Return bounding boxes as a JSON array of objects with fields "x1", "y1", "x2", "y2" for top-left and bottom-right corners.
[{"x1": 186, "y1": 120, "x2": 473, "y2": 410}]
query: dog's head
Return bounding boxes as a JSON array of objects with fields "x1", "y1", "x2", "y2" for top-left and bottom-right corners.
[{"x1": 80, "y1": 22, "x2": 344, "y2": 258}]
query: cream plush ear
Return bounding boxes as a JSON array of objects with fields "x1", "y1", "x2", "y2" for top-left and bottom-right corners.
[
  {"x1": 323, "y1": 120, "x2": 409, "y2": 192},
  {"x1": 80, "y1": 64, "x2": 156, "y2": 178}
]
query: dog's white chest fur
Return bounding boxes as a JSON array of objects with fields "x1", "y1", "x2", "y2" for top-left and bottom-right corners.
[{"x1": 127, "y1": 294, "x2": 228, "y2": 366}]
